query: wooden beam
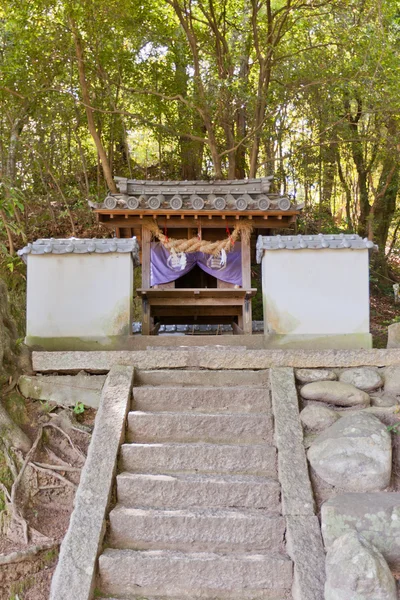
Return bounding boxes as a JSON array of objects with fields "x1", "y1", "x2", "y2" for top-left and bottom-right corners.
[
  {"x1": 98, "y1": 216, "x2": 293, "y2": 229},
  {"x1": 95, "y1": 208, "x2": 301, "y2": 218}
]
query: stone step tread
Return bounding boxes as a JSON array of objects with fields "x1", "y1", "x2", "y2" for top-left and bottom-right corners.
[
  {"x1": 126, "y1": 411, "x2": 273, "y2": 444},
  {"x1": 135, "y1": 369, "x2": 269, "y2": 388},
  {"x1": 98, "y1": 549, "x2": 293, "y2": 598},
  {"x1": 116, "y1": 472, "x2": 281, "y2": 511},
  {"x1": 108, "y1": 505, "x2": 285, "y2": 552},
  {"x1": 119, "y1": 442, "x2": 277, "y2": 476},
  {"x1": 132, "y1": 387, "x2": 270, "y2": 413}
]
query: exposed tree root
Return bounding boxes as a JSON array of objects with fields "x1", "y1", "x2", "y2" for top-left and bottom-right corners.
[
  {"x1": 0, "y1": 540, "x2": 60, "y2": 565},
  {"x1": 0, "y1": 415, "x2": 87, "y2": 546}
]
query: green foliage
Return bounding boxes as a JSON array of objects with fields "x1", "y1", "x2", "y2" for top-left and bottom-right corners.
[
  {"x1": 73, "y1": 402, "x2": 85, "y2": 415},
  {"x1": 387, "y1": 423, "x2": 400, "y2": 434},
  {"x1": 0, "y1": 0, "x2": 399, "y2": 306}
]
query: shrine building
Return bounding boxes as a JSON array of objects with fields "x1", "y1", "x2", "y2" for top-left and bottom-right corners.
[{"x1": 19, "y1": 176, "x2": 375, "y2": 349}]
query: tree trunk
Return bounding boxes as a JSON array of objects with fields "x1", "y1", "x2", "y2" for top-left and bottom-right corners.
[
  {"x1": 336, "y1": 150, "x2": 353, "y2": 230},
  {"x1": 70, "y1": 19, "x2": 117, "y2": 194},
  {"x1": 345, "y1": 98, "x2": 370, "y2": 236},
  {"x1": 371, "y1": 156, "x2": 399, "y2": 275},
  {"x1": 174, "y1": 41, "x2": 204, "y2": 179},
  {"x1": 0, "y1": 279, "x2": 32, "y2": 453}
]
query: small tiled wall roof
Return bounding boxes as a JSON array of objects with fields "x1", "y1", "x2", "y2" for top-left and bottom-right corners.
[
  {"x1": 18, "y1": 238, "x2": 139, "y2": 264},
  {"x1": 256, "y1": 234, "x2": 377, "y2": 263}
]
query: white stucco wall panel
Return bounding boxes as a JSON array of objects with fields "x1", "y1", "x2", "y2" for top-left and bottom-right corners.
[
  {"x1": 261, "y1": 249, "x2": 370, "y2": 335},
  {"x1": 26, "y1": 253, "x2": 133, "y2": 339}
]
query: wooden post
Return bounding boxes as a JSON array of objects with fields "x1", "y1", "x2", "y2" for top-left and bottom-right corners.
[
  {"x1": 141, "y1": 226, "x2": 151, "y2": 288},
  {"x1": 141, "y1": 226, "x2": 151, "y2": 334},
  {"x1": 241, "y1": 239, "x2": 252, "y2": 334}
]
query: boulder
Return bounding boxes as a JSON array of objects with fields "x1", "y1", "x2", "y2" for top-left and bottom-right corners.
[
  {"x1": 300, "y1": 405, "x2": 339, "y2": 433},
  {"x1": 325, "y1": 531, "x2": 397, "y2": 600},
  {"x1": 307, "y1": 413, "x2": 392, "y2": 492},
  {"x1": 384, "y1": 366, "x2": 400, "y2": 396},
  {"x1": 339, "y1": 367, "x2": 382, "y2": 392},
  {"x1": 321, "y1": 492, "x2": 400, "y2": 569},
  {"x1": 300, "y1": 381, "x2": 370, "y2": 407},
  {"x1": 295, "y1": 369, "x2": 337, "y2": 384},
  {"x1": 371, "y1": 394, "x2": 399, "y2": 408}
]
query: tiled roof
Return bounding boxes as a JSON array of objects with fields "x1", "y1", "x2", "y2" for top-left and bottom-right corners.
[
  {"x1": 256, "y1": 234, "x2": 377, "y2": 263},
  {"x1": 18, "y1": 238, "x2": 139, "y2": 263}
]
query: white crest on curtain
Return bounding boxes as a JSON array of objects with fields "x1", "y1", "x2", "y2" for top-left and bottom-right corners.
[
  {"x1": 207, "y1": 249, "x2": 227, "y2": 271},
  {"x1": 167, "y1": 249, "x2": 187, "y2": 271}
]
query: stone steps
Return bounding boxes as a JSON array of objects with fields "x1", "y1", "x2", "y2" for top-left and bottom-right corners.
[
  {"x1": 108, "y1": 505, "x2": 286, "y2": 552},
  {"x1": 97, "y1": 368, "x2": 293, "y2": 599},
  {"x1": 132, "y1": 385, "x2": 270, "y2": 413},
  {"x1": 135, "y1": 369, "x2": 269, "y2": 388},
  {"x1": 98, "y1": 548, "x2": 293, "y2": 599},
  {"x1": 116, "y1": 472, "x2": 281, "y2": 510},
  {"x1": 119, "y1": 442, "x2": 277, "y2": 476},
  {"x1": 126, "y1": 410, "x2": 273, "y2": 444}
]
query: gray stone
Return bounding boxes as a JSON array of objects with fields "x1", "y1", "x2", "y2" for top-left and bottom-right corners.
[
  {"x1": 384, "y1": 366, "x2": 400, "y2": 396},
  {"x1": 371, "y1": 394, "x2": 399, "y2": 408},
  {"x1": 19, "y1": 372, "x2": 106, "y2": 409},
  {"x1": 286, "y1": 516, "x2": 325, "y2": 600},
  {"x1": 132, "y1": 386, "x2": 270, "y2": 413},
  {"x1": 387, "y1": 322, "x2": 400, "y2": 349},
  {"x1": 270, "y1": 368, "x2": 314, "y2": 516},
  {"x1": 32, "y1": 348, "x2": 400, "y2": 373},
  {"x1": 307, "y1": 413, "x2": 392, "y2": 492},
  {"x1": 98, "y1": 548, "x2": 293, "y2": 599},
  {"x1": 321, "y1": 493, "x2": 400, "y2": 569},
  {"x1": 295, "y1": 369, "x2": 337, "y2": 383},
  {"x1": 135, "y1": 369, "x2": 269, "y2": 387},
  {"x1": 120, "y1": 442, "x2": 277, "y2": 477},
  {"x1": 109, "y1": 505, "x2": 285, "y2": 553},
  {"x1": 117, "y1": 472, "x2": 281, "y2": 511},
  {"x1": 127, "y1": 411, "x2": 273, "y2": 444},
  {"x1": 300, "y1": 381, "x2": 370, "y2": 407},
  {"x1": 300, "y1": 405, "x2": 339, "y2": 433},
  {"x1": 49, "y1": 365, "x2": 134, "y2": 600},
  {"x1": 324, "y1": 532, "x2": 396, "y2": 600},
  {"x1": 339, "y1": 367, "x2": 383, "y2": 391}
]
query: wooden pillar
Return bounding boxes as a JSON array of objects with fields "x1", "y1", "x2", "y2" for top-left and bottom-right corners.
[
  {"x1": 241, "y1": 238, "x2": 252, "y2": 334},
  {"x1": 141, "y1": 226, "x2": 151, "y2": 288},
  {"x1": 141, "y1": 226, "x2": 151, "y2": 335}
]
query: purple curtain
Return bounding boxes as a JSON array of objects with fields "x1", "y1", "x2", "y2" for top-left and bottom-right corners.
[{"x1": 150, "y1": 242, "x2": 242, "y2": 286}]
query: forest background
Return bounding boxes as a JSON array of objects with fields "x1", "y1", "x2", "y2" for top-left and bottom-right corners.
[{"x1": 1, "y1": 0, "x2": 400, "y2": 343}]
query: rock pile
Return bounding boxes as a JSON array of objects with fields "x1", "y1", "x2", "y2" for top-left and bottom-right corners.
[
  {"x1": 296, "y1": 367, "x2": 400, "y2": 598},
  {"x1": 296, "y1": 367, "x2": 398, "y2": 493}
]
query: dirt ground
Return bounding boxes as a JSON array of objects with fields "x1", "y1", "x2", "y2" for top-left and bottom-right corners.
[
  {"x1": 370, "y1": 289, "x2": 399, "y2": 348},
  {"x1": 0, "y1": 397, "x2": 95, "y2": 600}
]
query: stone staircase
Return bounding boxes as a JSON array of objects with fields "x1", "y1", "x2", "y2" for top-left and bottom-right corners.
[{"x1": 97, "y1": 369, "x2": 293, "y2": 599}]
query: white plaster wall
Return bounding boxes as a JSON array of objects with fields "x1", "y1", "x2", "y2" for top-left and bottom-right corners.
[
  {"x1": 26, "y1": 253, "x2": 133, "y2": 339},
  {"x1": 261, "y1": 249, "x2": 370, "y2": 335}
]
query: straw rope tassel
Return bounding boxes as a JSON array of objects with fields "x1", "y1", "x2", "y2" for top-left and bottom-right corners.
[{"x1": 142, "y1": 219, "x2": 253, "y2": 256}]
